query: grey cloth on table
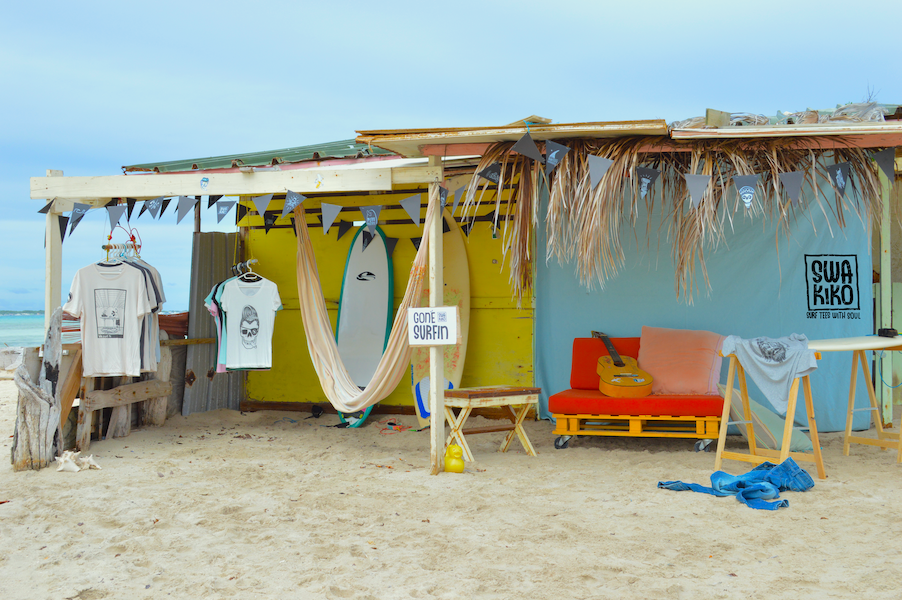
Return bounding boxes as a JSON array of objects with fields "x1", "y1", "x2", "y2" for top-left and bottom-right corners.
[{"x1": 721, "y1": 334, "x2": 818, "y2": 417}]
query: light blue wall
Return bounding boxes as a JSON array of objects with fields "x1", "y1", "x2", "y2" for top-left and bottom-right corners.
[{"x1": 535, "y1": 186, "x2": 873, "y2": 432}]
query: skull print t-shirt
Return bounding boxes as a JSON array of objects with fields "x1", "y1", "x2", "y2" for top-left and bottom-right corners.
[{"x1": 219, "y1": 277, "x2": 282, "y2": 370}]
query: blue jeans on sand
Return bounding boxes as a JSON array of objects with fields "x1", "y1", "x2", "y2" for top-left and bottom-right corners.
[{"x1": 657, "y1": 458, "x2": 814, "y2": 511}]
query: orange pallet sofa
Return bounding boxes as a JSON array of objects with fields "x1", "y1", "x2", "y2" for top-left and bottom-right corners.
[{"x1": 550, "y1": 330, "x2": 725, "y2": 449}]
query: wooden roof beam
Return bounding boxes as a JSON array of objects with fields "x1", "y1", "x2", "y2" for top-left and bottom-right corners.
[{"x1": 31, "y1": 166, "x2": 442, "y2": 201}]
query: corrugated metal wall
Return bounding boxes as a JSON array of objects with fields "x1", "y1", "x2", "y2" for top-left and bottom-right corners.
[{"x1": 182, "y1": 232, "x2": 246, "y2": 415}]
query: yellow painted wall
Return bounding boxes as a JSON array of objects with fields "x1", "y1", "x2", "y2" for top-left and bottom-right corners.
[{"x1": 238, "y1": 183, "x2": 533, "y2": 407}]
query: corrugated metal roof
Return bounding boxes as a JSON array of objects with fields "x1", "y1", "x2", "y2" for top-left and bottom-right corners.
[{"x1": 123, "y1": 139, "x2": 397, "y2": 173}]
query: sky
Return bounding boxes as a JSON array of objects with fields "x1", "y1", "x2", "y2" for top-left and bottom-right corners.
[{"x1": 1, "y1": 0, "x2": 899, "y2": 311}]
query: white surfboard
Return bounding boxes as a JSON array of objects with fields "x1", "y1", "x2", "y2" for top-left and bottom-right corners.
[{"x1": 335, "y1": 225, "x2": 394, "y2": 427}]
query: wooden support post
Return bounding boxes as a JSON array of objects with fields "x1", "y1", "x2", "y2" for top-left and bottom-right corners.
[
  {"x1": 44, "y1": 170, "x2": 64, "y2": 332},
  {"x1": 879, "y1": 169, "x2": 893, "y2": 424},
  {"x1": 145, "y1": 330, "x2": 172, "y2": 426},
  {"x1": 76, "y1": 378, "x2": 94, "y2": 451},
  {"x1": 428, "y1": 157, "x2": 445, "y2": 475}
]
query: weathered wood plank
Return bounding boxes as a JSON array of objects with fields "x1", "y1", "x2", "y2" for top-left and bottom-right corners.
[
  {"x1": 84, "y1": 379, "x2": 173, "y2": 411},
  {"x1": 58, "y1": 348, "x2": 82, "y2": 431},
  {"x1": 31, "y1": 167, "x2": 400, "y2": 201}
]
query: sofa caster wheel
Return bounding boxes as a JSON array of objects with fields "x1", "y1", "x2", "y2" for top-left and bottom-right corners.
[
  {"x1": 694, "y1": 439, "x2": 715, "y2": 453},
  {"x1": 554, "y1": 436, "x2": 571, "y2": 449}
]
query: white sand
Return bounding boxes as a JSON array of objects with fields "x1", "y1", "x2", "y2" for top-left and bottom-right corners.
[{"x1": 2, "y1": 379, "x2": 902, "y2": 599}]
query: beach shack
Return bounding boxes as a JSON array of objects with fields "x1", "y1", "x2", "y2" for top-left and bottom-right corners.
[{"x1": 30, "y1": 107, "x2": 902, "y2": 473}]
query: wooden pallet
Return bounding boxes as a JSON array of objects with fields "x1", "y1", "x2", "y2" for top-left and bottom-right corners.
[{"x1": 552, "y1": 413, "x2": 720, "y2": 439}]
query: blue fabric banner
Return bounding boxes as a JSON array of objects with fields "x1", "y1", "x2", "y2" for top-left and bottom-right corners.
[{"x1": 535, "y1": 187, "x2": 873, "y2": 432}]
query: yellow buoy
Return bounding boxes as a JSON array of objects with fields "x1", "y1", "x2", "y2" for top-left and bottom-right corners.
[{"x1": 444, "y1": 444, "x2": 465, "y2": 473}]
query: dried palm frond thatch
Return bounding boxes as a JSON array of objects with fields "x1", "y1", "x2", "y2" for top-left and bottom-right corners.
[{"x1": 461, "y1": 136, "x2": 886, "y2": 303}]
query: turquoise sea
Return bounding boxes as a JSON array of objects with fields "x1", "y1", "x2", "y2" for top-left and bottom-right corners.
[
  {"x1": 0, "y1": 314, "x2": 48, "y2": 347},
  {"x1": 0, "y1": 314, "x2": 82, "y2": 348}
]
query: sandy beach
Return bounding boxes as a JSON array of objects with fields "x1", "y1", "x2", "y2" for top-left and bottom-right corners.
[{"x1": 2, "y1": 379, "x2": 902, "y2": 599}]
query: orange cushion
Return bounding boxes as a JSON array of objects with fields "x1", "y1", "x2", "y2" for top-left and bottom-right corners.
[
  {"x1": 570, "y1": 337, "x2": 641, "y2": 390},
  {"x1": 637, "y1": 326, "x2": 724, "y2": 395},
  {"x1": 549, "y1": 388, "x2": 722, "y2": 417}
]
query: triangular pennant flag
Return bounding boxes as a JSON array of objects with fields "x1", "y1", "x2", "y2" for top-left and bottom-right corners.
[
  {"x1": 384, "y1": 237, "x2": 398, "y2": 257},
  {"x1": 399, "y1": 194, "x2": 421, "y2": 226},
  {"x1": 873, "y1": 148, "x2": 896, "y2": 184},
  {"x1": 263, "y1": 212, "x2": 278, "y2": 234},
  {"x1": 443, "y1": 217, "x2": 451, "y2": 234},
  {"x1": 208, "y1": 195, "x2": 223, "y2": 209},
  {"x1": 176, "y1": 195, "x2": 199, "y2": 224},
  {"x1": 159, "y1": 198, "x2": 172, "y2": 218},
  {"x1": 453, "y1": 186, "x2": 465, "y2": 216},
  {"x1": 321, "y1": 203, "x2": 342, "y2": 235},
  {"x1": 544, "y1": 140, "x2": 571, "y2": 177},
  {"x1": 438, "y1": 186, "x2": 449, "y2": 207},
  {"x1": 106, "y1": 204, "x2": 126, "y2": 230},
  {"x1": 69, "y1": 203, "x2": 91, "y2": 236},
  {"x1": 477, "y1": 163, "x2": 502, "y2": 185},
  {"x1": 336, "y1": 220, "x2": 353, "y2": 241},
  {"x1": 216, "y1": 200, "x2": 236, "y2": 223},
  {"x1": 105, "y1": 198, "x2": 119, "y2": 208},
  {"x1": 827, "y1": 162, "x2": 852, "y2": 198},
  {"x1": 126, "y1": 198, "x2": 136, "y2": 221},
  {"x1": 237, "y1": 203, "x2": 249, "y2": 223},
  {"x1": 282, "y1": 190, "x2": 306, "y2": 219},
  {"x1": 58, "y1": 215, "x2": 69, "y2": 244},
  {"x1": 138, "y1": 203, "x2": 148, "y2": 219},
  {"x1": 361, "y1": 230, "x2": 373, "y2": 252},
  {"x1": 779, "y1": 171, "x2": 805, "y2": 205},
  {"x1": 146, "y1": 197, "x2": 164, "y2": 219},
  {"x1": 588, "y1": 155, "x2": 614, "y2": 190},
  {"x1": 38, "y1": 200, "x2": 54, "y2": 214},
  {"x1": 411, "y1": 237, "x2": 422, "y2": 250},
  {"x1": 252, "y1": 193, "x2": 273, "y2": 219},
  {"x1": 511, "y1": 132, "x2": 545, "y2": 163},
  {"x1": 635, "y1": 166, "x2": 661, "y2": 200},
  {"x1": 684, "y1": 174, "x2": 711, "y2": 209},
  {"x1": 732, "y1": 174, "x2": 761, "y2": 208},
  {"x1": 360, "y1": 205, "x2": 382, "y2": 235}
]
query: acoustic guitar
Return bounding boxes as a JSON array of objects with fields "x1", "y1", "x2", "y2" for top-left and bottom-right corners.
[{"x1": 591, "y1": 331, "x2": 653, "y2": 398}]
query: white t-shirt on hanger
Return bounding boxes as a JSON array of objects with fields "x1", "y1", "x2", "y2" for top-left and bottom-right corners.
[
  {"x1": 63, "y1": 263, "x2": 152, "y2": 377},
  {"x1": 219, "y1": 277, "x2": 282, "y2": 370}
]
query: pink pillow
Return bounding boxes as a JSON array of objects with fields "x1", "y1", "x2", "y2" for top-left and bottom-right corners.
[{"x1": 637, "y1": 326, "x2": 724, "y2": 395}]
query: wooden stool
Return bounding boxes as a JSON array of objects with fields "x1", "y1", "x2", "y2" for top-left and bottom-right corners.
[
  {"x1": 714, "y1": 353, "x2": 826, "y2": 480},
  {"x1": 443, "y1": 386, "x2": 540, "y2": 462}
]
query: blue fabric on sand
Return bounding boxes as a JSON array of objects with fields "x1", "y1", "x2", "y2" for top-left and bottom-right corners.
[{"x1": 657, "y1": 458, "x2": 814, "y2": 511}]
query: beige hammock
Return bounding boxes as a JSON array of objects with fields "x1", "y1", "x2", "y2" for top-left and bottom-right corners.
[{"x1": 292, "y1": 187, "x2": 439, "y2": 414}]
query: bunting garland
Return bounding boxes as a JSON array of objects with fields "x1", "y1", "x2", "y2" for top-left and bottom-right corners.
[
  {"x1": 732, "y1": 174, "x2": 761, "y2": 208},
  {"x1": 461, "y1": 136, "x2": 889, "y2": 302},
  {"x1": 215, "y1": 200, "x2": 236, "y2": 223}
]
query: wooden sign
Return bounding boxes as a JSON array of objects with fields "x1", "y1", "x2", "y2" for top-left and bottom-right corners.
[{"x1": 408, "y1": 306, "x2": 458, "y2": 346}]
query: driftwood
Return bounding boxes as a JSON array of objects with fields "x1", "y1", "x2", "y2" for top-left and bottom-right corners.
[
  {"x1": 105, "y1": 377, "x2": 132, "y2": 439},
  {"x1": 11, "y1": 309, "x2": 62, "y2": 471},
  {"x1": 145, "y1": 330, "x2": 172, "y2": 426}
]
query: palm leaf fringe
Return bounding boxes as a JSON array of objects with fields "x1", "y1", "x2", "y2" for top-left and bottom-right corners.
[{"x1": 461, "y1": 136, "x2": 886, "y2": 303}]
